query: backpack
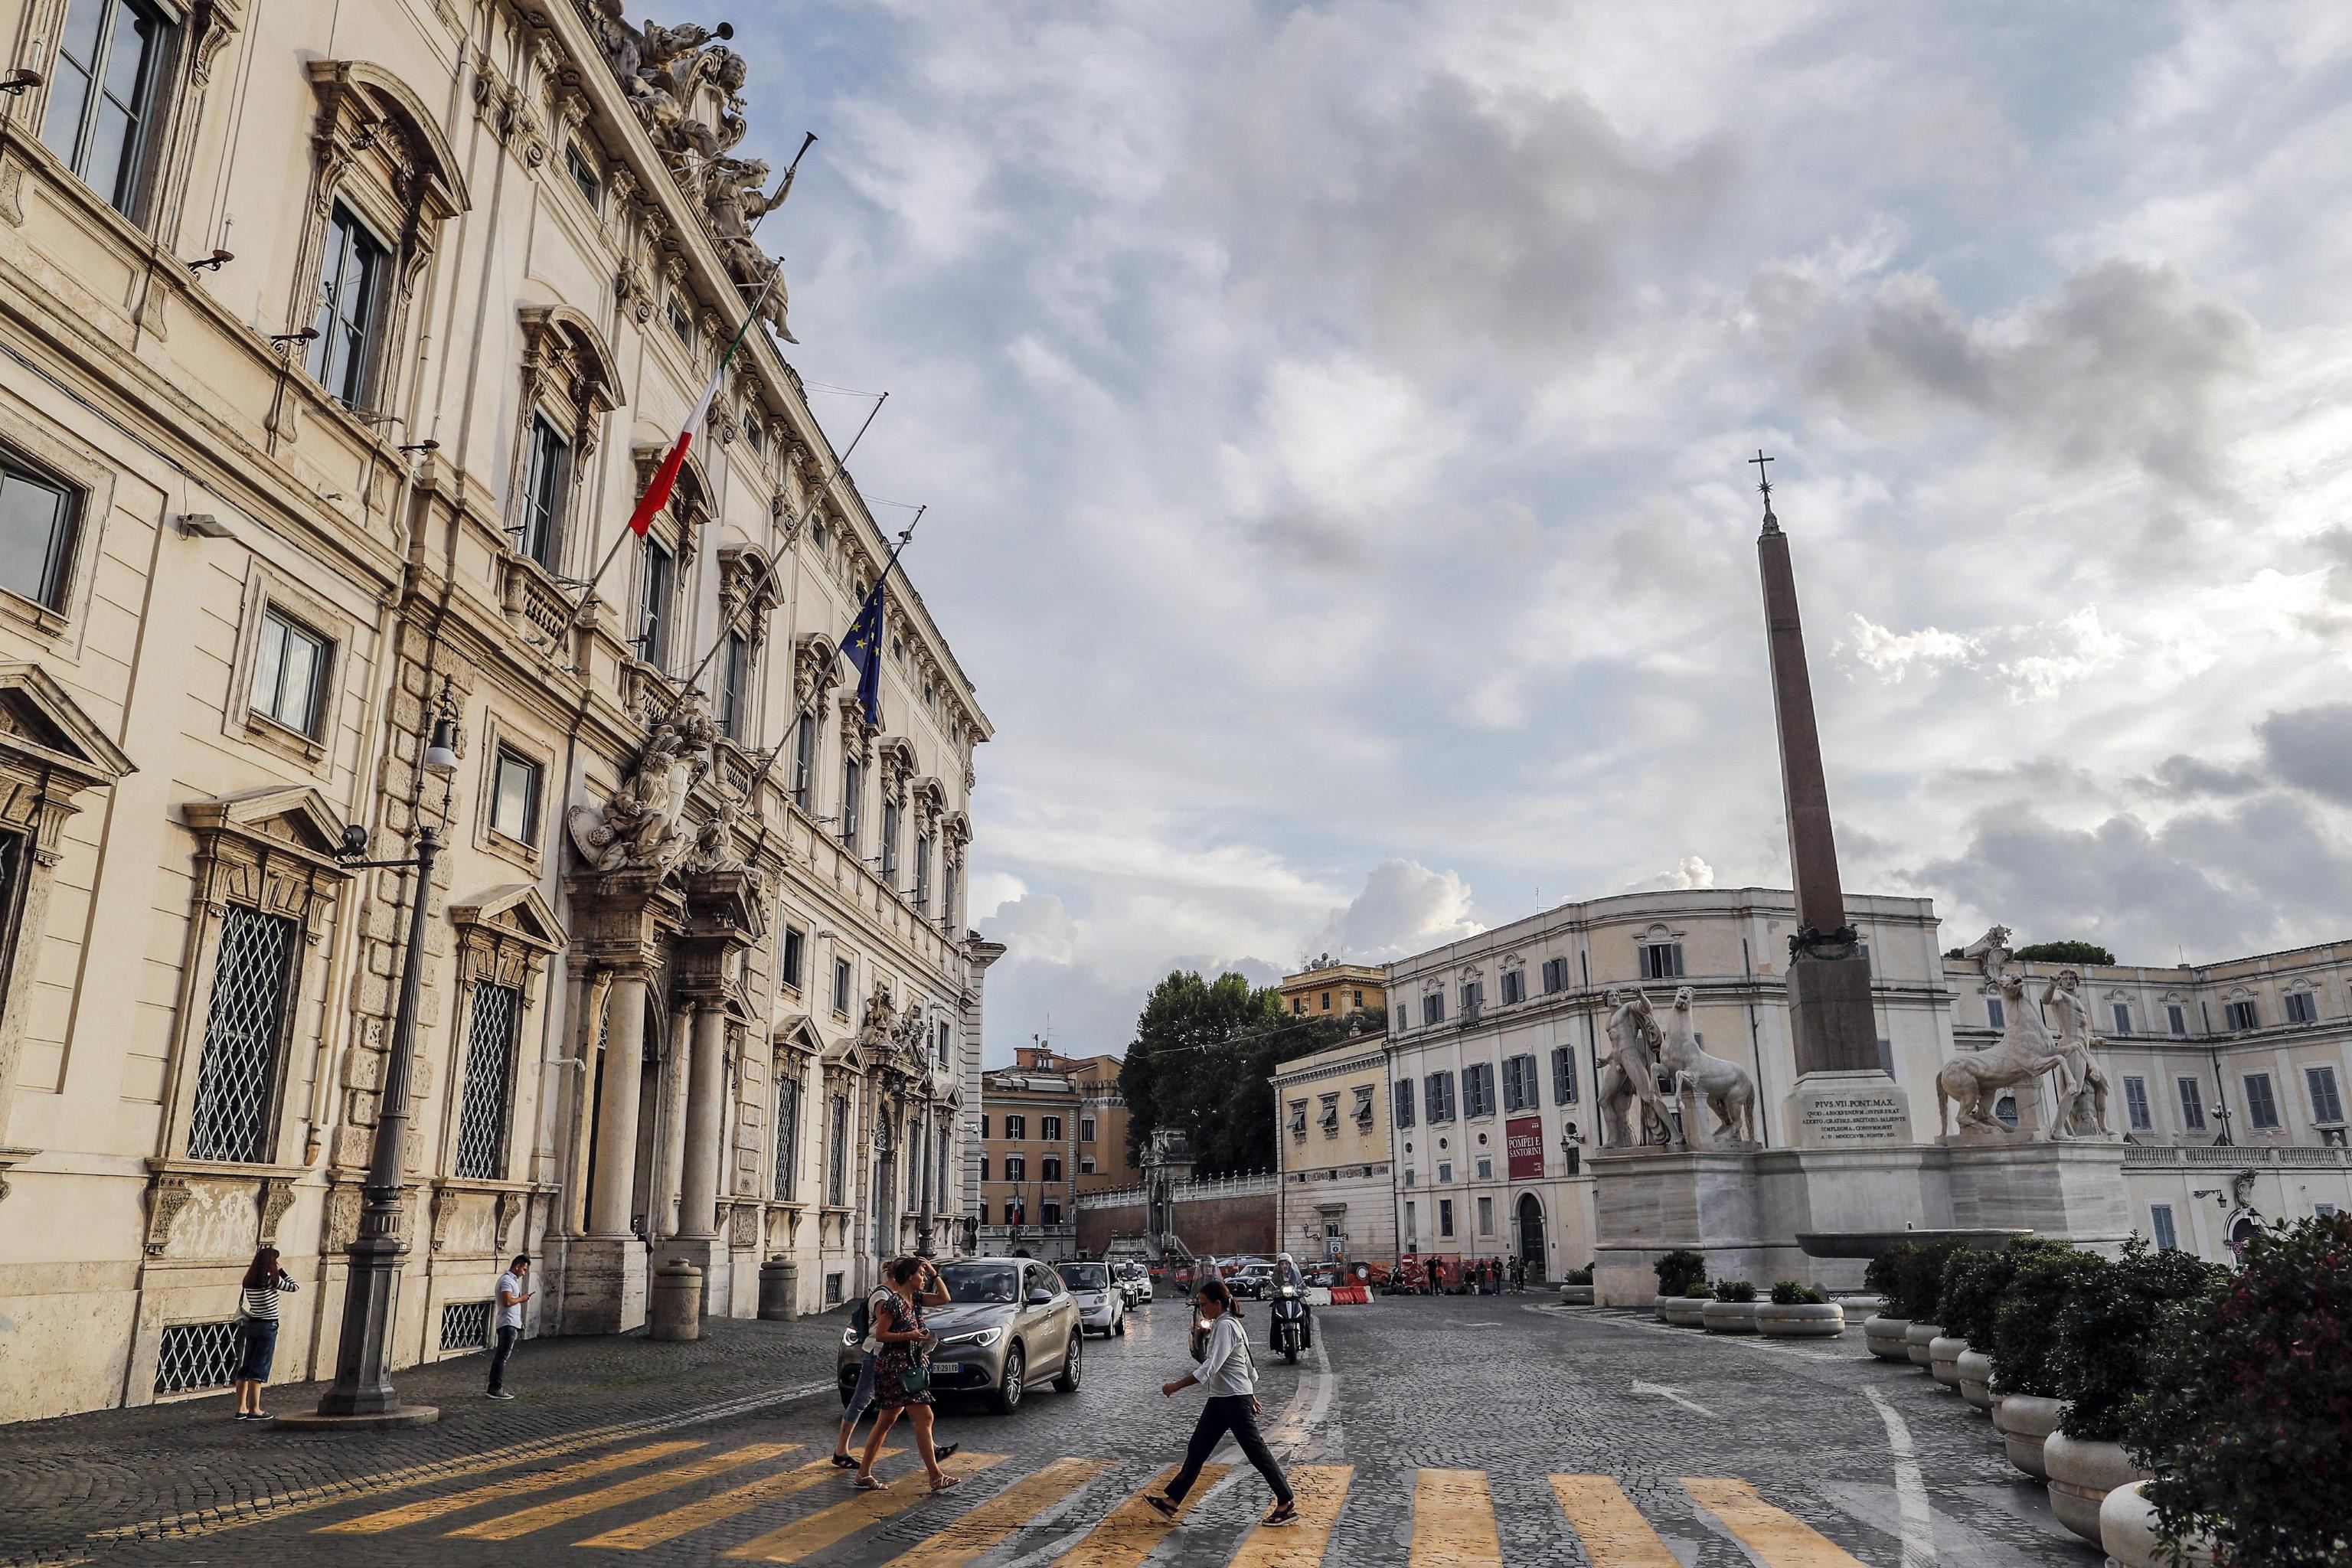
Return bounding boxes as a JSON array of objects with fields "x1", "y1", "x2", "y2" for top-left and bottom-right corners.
[{"x1": 850, "y1": 1292, "x2": 873, "y2": 1342}]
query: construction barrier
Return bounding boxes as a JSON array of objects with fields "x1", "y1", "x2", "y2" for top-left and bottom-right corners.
[{"x1": 1326, "y1": 1285, "x2": 1371, "y2": 1305}]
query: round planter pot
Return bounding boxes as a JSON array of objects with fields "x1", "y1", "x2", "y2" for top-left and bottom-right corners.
[
  {"x1": 2045, "y1": 1432, "x2": 2145, "y2": 1547},
  {"x1": 1991, "y1": 1393, "x2": 2064, "y2": 1481},
  {"x1": 1653, "y1": 1294, "x2": 1675, "y2": 1321},
  {"x1": 1838, "y1": 1295, "x2": 1886, "y2": 1321},
  {"x1": 1559, "y1": 1284, "x2": 1595, "y2": 1306},
  {"x1": 1756, "y1": 1302, "x2": 1845, "y2": 1338},
  {"x1": 2101, "y1": 1481, "x2": 2216, "y2": 1568},
  {"x1": 1661, "y1": 1296, "x2": 1711, "y2": 1328},
  {"x1": 1929, "y1": 1334, "x2": 1968, "y2": 1388},
  {"x1": 1903, "y1": 1320, "x2": 1942, "y2": 1368},
  {"x1": 1701, "y1": 1299, "x2": 1758, "y2": 1334},
  {"x1": 1864, "y1": 1315, "x2": 1913, "y2": 1361},
  {"x1": 1955, "y1": 1348, "x2": 1995, "y2": 1411}
]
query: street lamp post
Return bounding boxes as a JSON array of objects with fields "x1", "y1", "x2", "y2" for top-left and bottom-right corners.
[{"x1": 283, "y1": 690, "x2": 459, "y2": 1430}]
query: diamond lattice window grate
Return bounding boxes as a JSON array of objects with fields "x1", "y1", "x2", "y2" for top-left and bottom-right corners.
[
  {"x1": 154, "y1": 1321, "x2": 243, "y2": 1395},
  {"x1": 186, "y1": 906, "x2": 296, "y2": 1162},
  {"x1": 440, "y1": 1299, "x2": 493, "y2": 1353},
  {"x1": 454, "y1": 982, "x2": 520, "y2": 1181}
]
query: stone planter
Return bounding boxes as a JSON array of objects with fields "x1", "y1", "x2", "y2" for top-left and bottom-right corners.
[
  {"x1": 1700, "y1": 1299, "x2": 1758, "y2": 1334},
  {"x1": 1903, "y1": 1320, "x2": 1942, "y2": 1367},
  {"x1": 1653, "y1": 1294, "x2": 1675, "y2": 1321},
  {"x1": 1661, "y1": 1296, "x2": 1711, "y2": 1328},
  {"x1": 1838, "y1": 1295, "x2": 1886, "y2": 1321},
  {"x1": 1864, "y1": 1315, "x2": 1913, "y2": 1361},
  {"x1": 2045, "y1": 1432, "x2": 2145, "y2": 1547},
  {"x1": 1991, "y1": 1393, "x2": 2064, "y2": 1480},
  {"x1": 1929, "y1": 1334, "x2": 1967, "y2": 1388},
  {"x1": 1756, "y1": 1302, "x2": 1845, "y2": 1338},
  {"x1": 1559, "y1": 1283, "x2": 1595, "y2": 1305},
  {"x1": 1955, "y1": 1348, "x2": 1994, "y2": 1411},
  {"x1": 2101, "y1": 1481, "x2": 2216, "y2": 1568}
]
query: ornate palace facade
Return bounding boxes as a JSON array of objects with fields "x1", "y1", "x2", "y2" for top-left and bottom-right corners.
[{"x1": 0, "y1": 0, "x2": 996, "y2": 1421}]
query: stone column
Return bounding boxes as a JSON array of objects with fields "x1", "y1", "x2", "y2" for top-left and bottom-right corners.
[
  {"x1": 588, "y1": 971, "x2": 648, "y2": 1236},
  {"x1": 679, "y1": 1001, "x2": 728, "y2": 1239},
  {"x1": 657, "y1": 1003, "x2": 696, "y2": 1236}
]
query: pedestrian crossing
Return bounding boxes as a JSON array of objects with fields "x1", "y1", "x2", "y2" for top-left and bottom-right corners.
[{"x1": 299, "y1": 1439, "x2": 1904, "y2": 1565}]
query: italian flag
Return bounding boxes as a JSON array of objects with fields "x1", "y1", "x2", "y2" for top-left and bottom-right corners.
[{"x1": 626, "y1": 308, "x2": 765, "y2": 536}]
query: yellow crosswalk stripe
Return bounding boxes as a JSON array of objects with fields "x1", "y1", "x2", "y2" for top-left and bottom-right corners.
[
  {"x1": 882, "y1": 1456, "x2": 1116, "y2": 1568},
  {"x1": 721, "y1": 1451, "x2": 1008, "y2": 1563},
  {"x1": 1412, "y1": 1469, "x2": 1503, "y2": 1568},
  {"x1": 1228, "y1": 1464, "x2": 1352, "y2": 1567},
  {"x1": 446, "y1": 1443, "x2": 796, "y2": 1541},
  {"x1": 573, "y1": 1449, "x2": 903, "y2": 1551},
  {"x1": 316, "y1": 1441, "x2": 707, "y2": 1534},
  {"x1": 1049, "y1": 1462, "x2": 1230, "y2": 1568},
  {"x1": 1551, "y1": 1475, "x2": 1681, "y2": 1568},
  {"x1": 1681, "y1": 1478, "x2": 1873, "y2": 1568}
]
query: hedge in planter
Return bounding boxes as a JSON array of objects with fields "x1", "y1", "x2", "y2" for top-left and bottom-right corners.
[
  {"x1": 2125, "y1": 1212, "x2": 2352, "y2": 1568},
  {"x1": 1991, "y1": 1246, "x2": 2107, "y2": 1398},
  {"x1": 1944, "y1": 1236, "x2": 2071, "y2": 1352},
  {"x1": 1897, "y1": 1239, "x2": 1965, "y2": 1325},
  {"x1": 1713, "y1": 1279, "x2": 1757, "y2": 1303},
  {"x1": 1771, "y1": 1281, "x2": 1828, "y2": 1305},
  {"x1": 1654, "y1": 1250, "x2": 1708, "y2": 1298},
  {"x1": 1864, "y1": 1243, "x2": 1916, "y2": 1312},
  {"x1": 2053, "y1": 1238, "x2": 2223, "y2": 1442}
]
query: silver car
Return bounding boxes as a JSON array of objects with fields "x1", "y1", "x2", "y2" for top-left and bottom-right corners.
[
  {"x1": 1057, "y1": 1261, "x2": 1126, "y2": 1337},
  {"x1": 835, "y1": 1259, "x2": 1083, "y2": 1416}
]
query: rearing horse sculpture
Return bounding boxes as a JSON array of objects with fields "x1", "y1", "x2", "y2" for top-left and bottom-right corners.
[{"x1": 1658, "y1": 985, "x2": 1757, "y2": 1146}]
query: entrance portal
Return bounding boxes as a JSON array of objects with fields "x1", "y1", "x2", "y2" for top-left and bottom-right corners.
[{"x1": 1514, "y1": 1192, "x2": 1546, "y2": 1282}]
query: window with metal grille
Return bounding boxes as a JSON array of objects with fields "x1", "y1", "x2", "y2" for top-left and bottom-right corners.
[
  {"x1": 773, "y1": 1065, "x2": 800, "y2": 1200},
  {"x1": 186, "y1": 906, "x2": 296, "y2": 1162},
  {"x1": 826, "y1": 1094, "x2": 848, "y2": 1206},
  {"x1": 453, "y1": 981, "x2": 520, "y2": 1180},
  {"x1": 439, "y1": 1299, "x2": 492, "y2": 1352},
  {"x1": 1638, "y1": 942, "x2": 1684, "y2": 981},
  {"x1": 153, "y1": 1321, "x2": 243, "y2": 1395},
  {"x1": 1551, "y1": 1046, "x2": 1579, "y2": 1106}
]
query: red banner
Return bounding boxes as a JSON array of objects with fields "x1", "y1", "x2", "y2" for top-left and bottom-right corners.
[{"x1": 1507, "y1": 1116, "x2": 1545, "y2": 1181}]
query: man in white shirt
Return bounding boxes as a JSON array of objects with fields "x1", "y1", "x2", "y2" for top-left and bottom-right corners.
[
  {"x1": 486, "y1": 1255, "x2": 530, "y2": 1400},
  {"x1": 1148, "y1": 1278, "x2": 1296, "y2": 1528}
]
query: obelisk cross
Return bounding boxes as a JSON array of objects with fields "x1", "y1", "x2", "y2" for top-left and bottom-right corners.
[{"x1": 1749, "y1": 449, "x2": 1779, "y2": 532}]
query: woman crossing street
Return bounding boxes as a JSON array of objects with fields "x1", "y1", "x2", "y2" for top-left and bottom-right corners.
[{"x1": 1147, "y1": 1277, "x2": 1297, "y2": 1529}]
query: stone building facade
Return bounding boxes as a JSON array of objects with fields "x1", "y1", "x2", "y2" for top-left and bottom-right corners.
[
  {"x1": 0, "y1": 0, "x2": 994, "y2": 1422},
  {"x1": 1272, "y1": 1035, "x2": 1394, "y2": 1266}
]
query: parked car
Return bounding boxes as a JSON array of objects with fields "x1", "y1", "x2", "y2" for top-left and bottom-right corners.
[
  {"x1": 836, "y1": 1259, "x2": 1082, "y2": 1415},
  {"x1": 1057, "y1": 1260, "x2": 1127, "y2": 1337},
  {"x1": 1228, "y1": 1263, "x2": 1276, "y2": 1300}
]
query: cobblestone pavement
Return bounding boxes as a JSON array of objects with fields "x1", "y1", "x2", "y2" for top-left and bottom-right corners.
[{"x1": 0, "y1": 1293, "x2": 2090, "y2": 1566}]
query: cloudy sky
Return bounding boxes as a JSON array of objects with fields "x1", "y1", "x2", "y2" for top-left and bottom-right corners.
[{"x1": 730, "y1": 2, "x2": 2352, "y2": 1062}]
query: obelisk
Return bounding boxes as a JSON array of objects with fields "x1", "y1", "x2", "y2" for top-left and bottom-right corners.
[{"x1": 1751, "y1": 456, "x2": 1906, "y2": 1142}]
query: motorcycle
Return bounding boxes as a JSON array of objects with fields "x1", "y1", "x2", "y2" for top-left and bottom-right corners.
[{"x1": 1269, "y1": 1283, "x2": 1311, "y2": 1362}]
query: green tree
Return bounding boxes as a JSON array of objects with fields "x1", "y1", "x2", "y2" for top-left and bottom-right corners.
[
  {"x1": 2012, "y1": 939, "x2": 2118, "y2": 966},
  {"x1": 1119, "y1": 971, "x2": 1367, "y2": 1177}
]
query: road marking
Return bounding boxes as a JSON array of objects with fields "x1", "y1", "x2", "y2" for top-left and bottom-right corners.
[
  {"x1": 1574, "y1": 1310, "x2": 1851, "y2": 1363},
  {"x1": 316, "y1": 1441, "x2": 706, "y2": 1534},
  {"x1": 1631, "y1": 1380, "x2": 1720, "y2": 1418},
  {"x1": 1049, "y1": 1463, "x2": 1229, "y2": 1568},
  {"x1": 1683, "y1": 1477, "x2": 1872, "y2": 1568},
  {"x1": 1862, "y1": 1387, "x2": 1936, "y2": 1567},
  {"x1": 881, "y1": 1457, "x2": 1115, "y2": 1568},
  {"x1": 1228, "y1": 1464, "x2": 1351, "y2": 1568},
  {"x1": 723, "y1": 1452, "x2": 1007, "y2": 1563},
  {"x1": 449, "y1": 1443, "x2": 796, "y2": 1540},
  {"x1": 1552, "y1": 1475, "x2": 1681, "y2": 1568},
  {"x1": 77, "y1": 1380, "x2": 837, "y2": 1545},
  {"x1": 573, "y1": 1449, "x2": 903, "y2": 1550},
  {"x1": 1412, "y1": 1469, "x2": 1503, "y2": 1568}
]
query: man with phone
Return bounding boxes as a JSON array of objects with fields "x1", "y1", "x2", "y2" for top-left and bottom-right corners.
[{"x1": 486, "y1": 1255, "x2": 531, "y2": 1400}]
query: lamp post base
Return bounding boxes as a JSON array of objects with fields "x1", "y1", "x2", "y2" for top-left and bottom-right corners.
[{"x1": 274, "y1": 1404, "x2": 440, "y2": 1432}]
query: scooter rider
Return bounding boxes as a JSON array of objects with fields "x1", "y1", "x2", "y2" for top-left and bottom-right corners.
[{"x1": 1270, "y1": 1251, "x2": 1312, "y2": 1353}]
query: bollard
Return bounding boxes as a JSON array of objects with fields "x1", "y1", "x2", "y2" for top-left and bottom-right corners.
[
  {"x1": 649, "y1": 1257, "x2": 704, "y2": 1341},
  {"x1": 757, "y1": 1256, "x2": 799, "y2": 1321}
]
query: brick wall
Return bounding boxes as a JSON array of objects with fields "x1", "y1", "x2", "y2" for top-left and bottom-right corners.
[{"x1": 1075, "y1": 1193, "x2": 1276, "y2": 1258}]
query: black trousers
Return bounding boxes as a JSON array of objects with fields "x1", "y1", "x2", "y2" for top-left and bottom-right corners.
[
  {"x1": 1168, "y1": 1394, "x2": 1292, "y2": 1505},
  {"x1": 487, "y1": 1325, "x2": 518, "y2": 1392}
]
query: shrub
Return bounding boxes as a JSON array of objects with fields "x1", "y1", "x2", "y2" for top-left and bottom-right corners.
[
  {"x1": 1864, "y1": 1243, "x2": 1916, "y2": 1315},
  {"x1": 1991, "y1": 1246, "x2": 2106, "y2": 1398},
  {"x1": 1713, "y1": 1279, "x2": 1756, "y2": 1303},
  {"x1": 1683, "y1": 1281, "x2": 1715, "y2": 1301},
  {"x1": 2054, "y1": 1237, "x2": 2224, "y2": 1442},
  {"x1": 1653, "y1": 1249, "x2": 1707, "y2": 1297},
  {"x1": 1941, "y1": 1236, "x2": 2070, "y2": 1352},
  {"x1": 1769, "y1": 1280, "x2": 1806, "y2": 1305},
  {"x1": 1897, "y1": 1240, "x2": 1964, "y2": 1325},
  {"x1": 2126, "y1": 1213, "x2": 2352, "y2": 1567},
  {"x1": 1563, "y1": 1263, "x2": 1594, "y2": 1285}
]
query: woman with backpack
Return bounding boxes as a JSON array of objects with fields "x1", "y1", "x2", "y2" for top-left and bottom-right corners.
[
  {"x1": 1148, "y1": 1277, "x2": 1297, "y2": 1530},
  {"x1": 232, "y1": 1246, "x2": 298, "y2": 1421},
  {"x1": 854, "y1": 1256, "x2": 960, "y2": 1494}
]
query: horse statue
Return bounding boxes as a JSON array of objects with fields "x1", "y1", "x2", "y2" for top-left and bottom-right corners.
[
  {"x1": 1596, "y1": 989, "x2": 1681, "y2": 1149},
  {"x1": 1935, "y1": 963, "x2": 2066, "y2": 1138},
  {"x1": 2041, "y1": 969, "x2": 2113, "y2": 1138},
  {"x1": 1657, "y1": 986, "x2": 1756, "y2": 1147}
]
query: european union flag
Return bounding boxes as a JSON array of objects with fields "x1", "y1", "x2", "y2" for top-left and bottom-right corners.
[{"x1": 841, "y1": 577, "x2": 885, "y2": 728}]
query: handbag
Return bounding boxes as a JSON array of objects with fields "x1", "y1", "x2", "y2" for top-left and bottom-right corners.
[{"x1": 897, "y1": 1361, "x2": 933, "y2": 1393}]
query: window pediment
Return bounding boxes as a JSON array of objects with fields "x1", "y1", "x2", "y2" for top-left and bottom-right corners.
[
  {"x1": 449, "y1": 883, "x2": 567, "y2": 953},
  {"x1": 0, "y1": 663, "x2": 135, "y2": 787},
  {"x1": 182, "y1": 785, "x2": 354, "y2": 871},
  {"x1": 307, "y1": 60, "x2": 472, "y2": 220}
]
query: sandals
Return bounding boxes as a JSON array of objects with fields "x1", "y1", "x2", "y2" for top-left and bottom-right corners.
[
  {"x1": 929, "y1": 1475, "x2": 962, "y2": 1495},
  {"x1": 1145, "y1": 1494, "x2": 1181, "y2": 1521},
  {"x1": 829, "y1": 1454, "x2": 858, "y2": 1468},
  {"x1": 854, "y1": 1475, "x2": 889, "y2": 1491},
  {"x1": 1262, "y1": 1503, "x2": 1299, "y2": 1529},
  {"x1": 934, "y1": 1442, "x2": 961, "y2": 1462}
]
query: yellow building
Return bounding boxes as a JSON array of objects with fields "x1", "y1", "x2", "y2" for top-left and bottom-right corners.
[
  {"x1": 1279, "y1": 959, "x2": 1387, "y2": 1021},
  {"x1": 1272, "y1": 1034, "x2": 1396, "y2": 1265}
]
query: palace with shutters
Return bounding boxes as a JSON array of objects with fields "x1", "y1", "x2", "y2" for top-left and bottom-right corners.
[{"x1": 0, "y1": 0, "x2": 998, "y2": 1420}]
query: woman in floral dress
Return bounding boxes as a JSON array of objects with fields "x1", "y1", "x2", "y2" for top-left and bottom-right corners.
[{"x1": 855, "y1": 1256, "x2": 959, "y2": 1494}]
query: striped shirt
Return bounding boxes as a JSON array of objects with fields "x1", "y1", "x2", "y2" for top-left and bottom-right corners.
[{"x1": 240, "y1": 1277, "x2": 298, "y2": 1321}]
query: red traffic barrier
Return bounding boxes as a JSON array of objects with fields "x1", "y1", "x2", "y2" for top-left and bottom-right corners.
[{"x1": 1326, "y1": 1285, "x2": 1370, "y2": 1305}]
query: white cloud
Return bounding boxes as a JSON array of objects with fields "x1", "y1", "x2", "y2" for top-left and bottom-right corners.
[
  {"x1": 1312, "y1": 861, "x2": 1485, "y2": 962},
  {"x1": 1845, "y1": 613, "x2": 1983, "y2": 681},
  {"x1": 1999, "y1": 607, "x2": 2128, "y2": 704}
]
